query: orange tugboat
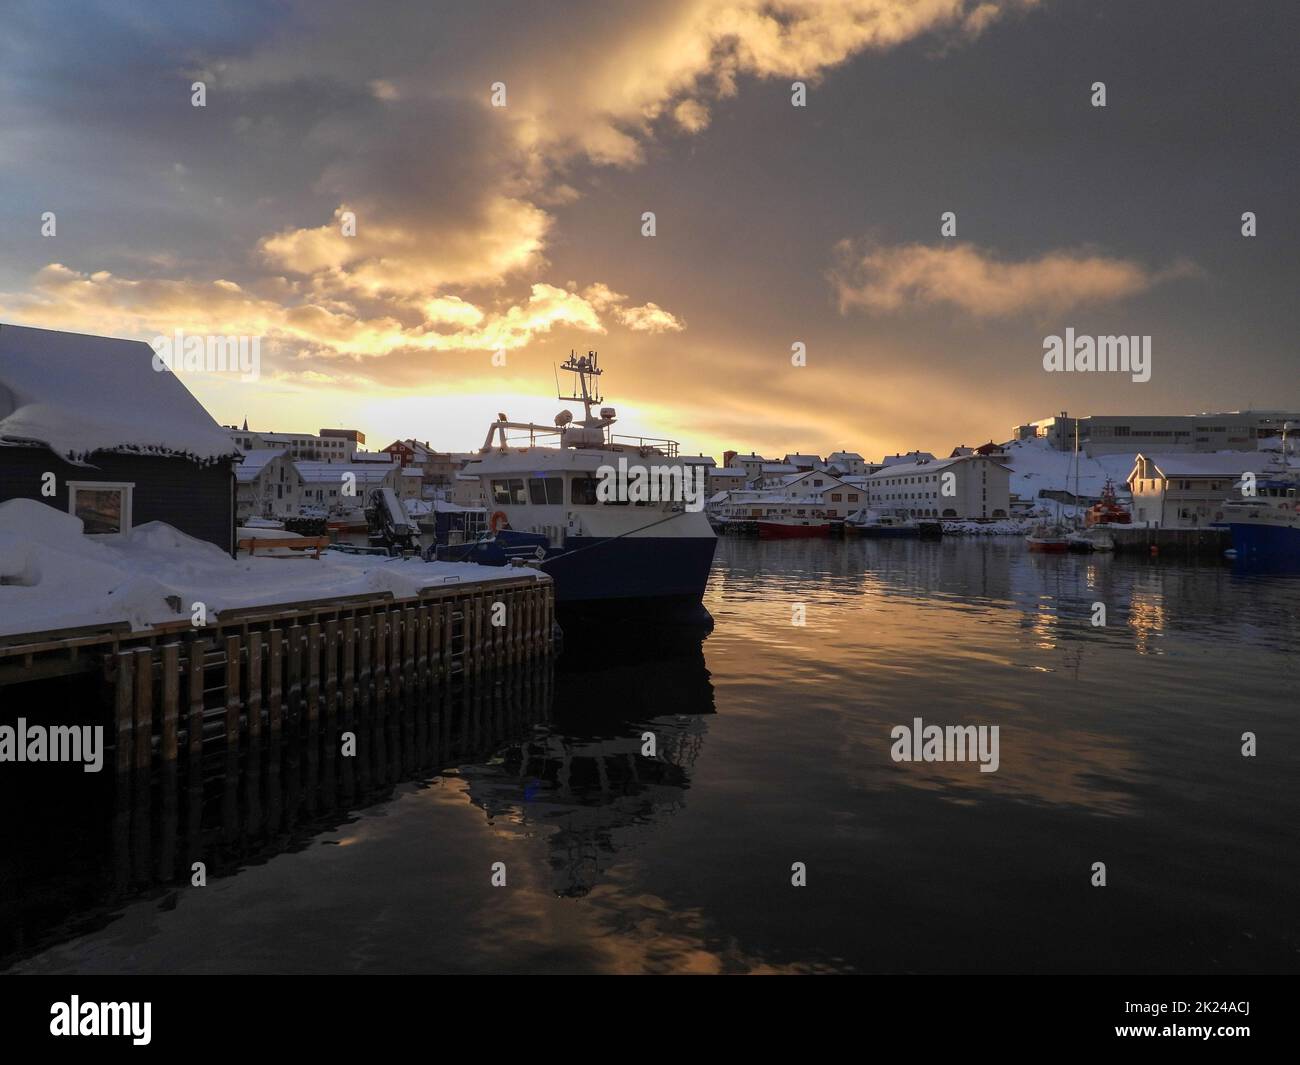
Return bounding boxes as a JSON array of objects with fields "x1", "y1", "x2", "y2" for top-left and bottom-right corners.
[{"x1": 1086, "y1": 479, "x2": 1131, "y2": 527}]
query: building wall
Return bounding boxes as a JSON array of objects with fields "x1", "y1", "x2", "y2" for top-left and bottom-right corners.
[
  {"x1": 867, "y1": 457, "x2": 1010, "y2": 519},
  {"x1": 0, "y1": 446, "x2": 235, "y2": 552}
]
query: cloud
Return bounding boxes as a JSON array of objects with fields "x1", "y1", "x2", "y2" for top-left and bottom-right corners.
[
  {"x1": 579, "y1": 284, "x2": 684, "y2": 332},
  {"x1": 828, "y1": 240, "x2": 1198, "y2": 317}
]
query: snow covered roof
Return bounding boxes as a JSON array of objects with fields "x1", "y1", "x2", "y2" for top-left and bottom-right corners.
[
  {"x1": 0, "y1": 323, "x2": 239, "y2": 464},
  {"x1": 867, "y1": 455, "x2": 1010, "y2": 479},
  {"x1": 400, "y1": 467, "x2": 424, "y2": 477},
  {"x1": 295, "y1": 461, "x2": 393, "y2": 486},
  {"x1": 234, "y1": 449, "x2": 288, "y2": 482},
  {"x1": 882, "y1": 451, "x2": 936, "y2": 466},
  {"x1": 1133, "y1": 452, "x2": 1295, "y2": 479}
]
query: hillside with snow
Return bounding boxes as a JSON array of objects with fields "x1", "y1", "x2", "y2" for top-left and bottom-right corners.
[{"x1": 999, "y1": 438, "x2": 1136, "y2": 502}]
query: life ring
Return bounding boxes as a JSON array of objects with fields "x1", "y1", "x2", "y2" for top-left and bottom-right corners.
[{"x1": 489, "y1": 510, "x2": 510, "y2": 534}]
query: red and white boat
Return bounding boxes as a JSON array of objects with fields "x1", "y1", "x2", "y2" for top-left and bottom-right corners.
[
  {"x1": 758, "y1": 518, "x2": 832, "y2": 539},
  {"x1": 1025, "y1": 522, "x2": 1070, "y2": 552}
]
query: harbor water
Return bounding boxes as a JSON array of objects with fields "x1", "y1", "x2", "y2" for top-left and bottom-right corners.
[{"x1": 4, "y1": 536, "x2": 1298, "y2": 974}]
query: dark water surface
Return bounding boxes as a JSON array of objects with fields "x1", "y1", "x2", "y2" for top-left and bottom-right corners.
[{"x1": 5, "y1": 537, "x2": 1298, "y2": 974}]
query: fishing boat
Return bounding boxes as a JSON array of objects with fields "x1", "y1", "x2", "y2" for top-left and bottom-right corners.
[
  {"x1": 1026, "y1": 522, "x2": 1070, "y2": 552},
  {"x1": 1222, "y1": 471, "x2": 1300, "y2": 563},
  {"x1": 757, "y1": 517, "x2": 831, "y2": 539},
  {"x1": 446, "y1": 351, "x2": 716, "y2": 620},
  {"x1": 1085, "y1": 479, "x2": 1131, "y2": 526},
  {"x1": 1219, "y1": 424, "x2": 1299, "y2": 565}
]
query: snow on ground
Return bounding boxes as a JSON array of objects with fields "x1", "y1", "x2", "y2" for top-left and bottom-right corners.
[
  {"x1": 0, "y1": 499, "x2": 542, "y2": 638},
  {"x1": 942, "y1": 519, "x2": 1034, "y2": 535},
  {"x1": 999, "y1": 437, "x2": 1135, "y2": 501}
]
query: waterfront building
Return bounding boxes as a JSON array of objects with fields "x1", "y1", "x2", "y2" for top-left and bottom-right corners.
[
  {"x1": 294, "y1": 460, "x2": 399, "y2": 509},
  {"x1": 864, "y1": 454, "x2": 1011, "y2": 520},
  {"x1": 1126, "y1": 452, "x2": 1287, "y2": 528}
]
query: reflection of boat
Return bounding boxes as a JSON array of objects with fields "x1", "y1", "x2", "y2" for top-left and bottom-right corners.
[
  {"x1": 464, "y1": 626, "x2": 715, "y2": 898},
  {"x1": 757, "y1": 517, "x2": 830, "y2": 539},
  {"x1": 450, "y1": 351, "x2": 716, "y2": 620},
  {"x1": 1026, "y1": 523, "x2": 1070, "y2": 551}
]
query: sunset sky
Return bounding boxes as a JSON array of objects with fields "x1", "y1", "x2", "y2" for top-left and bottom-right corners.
[{"x1": 2, "y1": 0, "x2": 1297, "y2": 461}]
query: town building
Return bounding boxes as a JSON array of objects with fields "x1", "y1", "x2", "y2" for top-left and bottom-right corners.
[
  {"x1": 0, "y1": 323, "x2": 238, "y2": 552},
  {"x1": 864, "y1": 455, "x2": 1011, "y2": 520},
  {"x1": 225, "y1": 424, "x2": 363, "y2": 463},
  {"x1": 1025, "y1": 410, "x2": 1300, "y2": 457},
  {"x1": 234, "y1": 449, "x2": 302, "y2": 522},
  {"x1": 294, "y1": 461, "x2": 399, "y2": 510},
  {"x1": 1126, "y1": 452, "x2": 1288, "y2": 528}
]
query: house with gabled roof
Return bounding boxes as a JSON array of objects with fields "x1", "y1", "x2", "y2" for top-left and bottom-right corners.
[{"x1": 0, "y1": 323, "x2": 239, "y2": 551}]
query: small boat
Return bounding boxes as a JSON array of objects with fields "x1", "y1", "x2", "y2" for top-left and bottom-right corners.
[
  {"x1": 1026, "y1": 522, "x2": 1070, "y2": 552},
  {"x1": 757, "y1": 518, "x2": 831, "y2": 539},
  {"x1": 845, "y1": 508, "x2": 921, "y2": 538},
  {"x1": 1066, "y1": 526, "x2": 1115, "y2": 553}
]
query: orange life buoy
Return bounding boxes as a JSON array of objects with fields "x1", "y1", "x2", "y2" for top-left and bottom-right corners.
[{"x1": 489, "y1": 510, "x2": 510, "y2": 534}]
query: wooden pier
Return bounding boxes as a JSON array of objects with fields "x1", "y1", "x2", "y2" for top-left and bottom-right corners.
[{"x1": 0, "y1": 575, "x2": 554, "y2": 774}]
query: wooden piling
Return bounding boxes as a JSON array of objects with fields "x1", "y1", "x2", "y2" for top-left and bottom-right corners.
[
  {"x1": 187, "y1": 642, "x2": 205, "y2": 759},
  {"x1": 306, "y1": 621, "x2": 321, "y2": 722},
  {"x1": 161, "y1": 642, "x2": 179, "y2": 763},
  {"x1": 247, "y1": 631, "x2": 263, "y2": 739},
  {"x1": 224, "y1": 635, "x2": 241, "y2": 750},
  {"x1": 268, "y1": 627, "x2": 283, "y2": 736},
  {"x1": 115, "y1": 650, "x2": 134, "y2": 773},
  {"x1": 133, "y1": 647, "x2": 153, "y2": 771},
  {"x1": 324, "y1": 619, "x2": 338, "y2": 721}
]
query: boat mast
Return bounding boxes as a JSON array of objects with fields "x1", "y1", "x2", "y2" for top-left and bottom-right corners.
[{"x1": 559, "y1": 350, "x2": 604, "y2": 426}]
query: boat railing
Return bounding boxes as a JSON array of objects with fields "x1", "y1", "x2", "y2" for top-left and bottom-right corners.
[{"x1": 609, "y1": 433, "x2": 679, "y2": 457}]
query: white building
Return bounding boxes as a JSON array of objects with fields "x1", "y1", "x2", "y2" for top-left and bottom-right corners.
[
  {"x1": 710, "y1": 470, "x2": 865, "y2": 522},
  {"x1": 1126, "y1": 452, "x2": 1290, "y2": 528},
  {"x1": 707, "y1": 466, "x2": 748, "y2": 495},
  {"x1": 864, "y1": 455, "x2": 1011, "y2": 520},
  {"x1": 782, "y1": 453, "x2": 822, "y2": 472},
  {"x1": 225, "y1": 425, "x2": 359, "y2": 463},
  {"x1": 727, "y1": 452, "x2": 773, "y2": 487},
  {"x1": 295, "y1": 460, "x2": 399, "y2": 511},
  {"x1": 825, "y1": 451, "x2": 868, "y2": 475},
  {"x1": 234, "y1": 449, "x2": 301, "y2": 522}
]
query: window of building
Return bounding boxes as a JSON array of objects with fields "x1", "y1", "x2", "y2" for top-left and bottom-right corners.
[{"x1": 67, "y1": 481, "x2": 134, "y2": 536}]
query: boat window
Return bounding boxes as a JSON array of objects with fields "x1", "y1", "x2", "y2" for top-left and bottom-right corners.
[
  {"x1": 490, "y1": 479, "x2": 511, "y2": 505},
  {"x1": 528, "y1": 477, "x2": 564, "y2": 505},
  {"x1": 571, "y1": 475, "x2": 599, "y2": 505}
]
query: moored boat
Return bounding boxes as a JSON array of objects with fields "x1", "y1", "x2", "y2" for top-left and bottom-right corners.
[
  {"x1": 757, "y1": 517, "x2": 831, "y2": 539},
  {"x1": 446, "y1": 350, "x2": 716, "y2": 621},
  {"x1": 1026, "y1": 522, "x2": 1070, "y2": 552}
]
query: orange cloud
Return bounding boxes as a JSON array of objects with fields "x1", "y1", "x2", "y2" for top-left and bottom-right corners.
[{"x1": 829, "y1": 240, "x2": 1198, "y2": 317}]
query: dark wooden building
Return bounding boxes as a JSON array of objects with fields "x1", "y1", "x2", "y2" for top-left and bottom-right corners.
[{"x1": 0, "y1": 323, "x2": 239, "y2": 553}]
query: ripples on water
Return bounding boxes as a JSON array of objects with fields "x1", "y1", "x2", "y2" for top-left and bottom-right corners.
[{"x1": 3, "y1": 537, "x2": 1297, "y2": 973}]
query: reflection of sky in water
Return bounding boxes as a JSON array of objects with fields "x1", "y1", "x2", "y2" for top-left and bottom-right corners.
[{"x1": 9, "y1": 538, "x2": 1299, "y2": 974}]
